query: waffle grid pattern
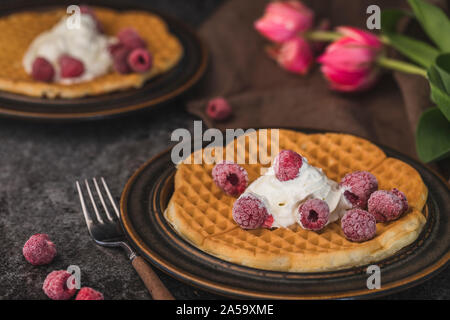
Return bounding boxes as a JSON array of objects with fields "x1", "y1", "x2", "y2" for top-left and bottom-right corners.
[{"x1": 166, "y1": 130, "x2": 427, "y2": 272}]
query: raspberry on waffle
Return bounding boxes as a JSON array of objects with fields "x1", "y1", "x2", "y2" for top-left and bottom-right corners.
[{"x1": 165, "y1": 129, "x2": 427, "y2": 272}]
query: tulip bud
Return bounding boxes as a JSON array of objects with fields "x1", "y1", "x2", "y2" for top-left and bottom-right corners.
[
  {"x1": 254, "y1": 1, "x2": 314, "y2": 43},
  {"x1": 317, "y1": 27, "x2": 383, "y2": 92},
  {"x1": 268, "y1": 37, "x2": 313, "y2": 75}
]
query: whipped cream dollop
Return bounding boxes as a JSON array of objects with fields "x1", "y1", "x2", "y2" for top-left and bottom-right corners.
[
  {"x1": 23, "y1": 14, "x2": 115, "y2": 84},
  {"x1": 246, "y1": 158, "x2": 351, "y2": 228}
]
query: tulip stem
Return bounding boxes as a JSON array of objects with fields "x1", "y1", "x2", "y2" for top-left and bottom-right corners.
[
  {"x1": 376, "y1": 56, "x2": 428, "y2": 78},
  {"x1": 303, "y1": 30, "x2": 341, "y2": 42}
]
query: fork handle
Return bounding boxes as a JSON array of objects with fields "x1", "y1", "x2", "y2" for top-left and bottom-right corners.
[{"x1": 132, "y1": 256, "x2": 175, "y2": 300}]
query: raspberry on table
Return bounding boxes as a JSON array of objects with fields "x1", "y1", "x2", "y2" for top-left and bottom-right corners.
[
  {"x1": 232, "y1": 192, "x2": 269, "y2": 229},
  {"x1": 31, "y1": 57, "x2": 54, "y2": 82},
  {"x1": 59, "y1": 55, "x2": 85, "y2": 78},
  {"x1": 76, "y1": 287, "x2": 104, "y2": 300},
  {"x1": 206, "y1": 97, "x2": 232, "y2": 121},
  {"x1": 23, "y1": 233, "x2": 57, "y2": 266},
  {"x1": 117, "y1": 28, "x2": 146, "y2": 50},
  {"x1": 298, "y1": 199, "x2": 330, "y2": 231},
  {"x1": 341, "y1": 208, "x2": 376, "y2": 242},
  {"x1": 368, "y1": 189, "x2": 407, "y2": 222},
  {"x1": 340, "y1": 171, "x2": 378, "y2": 209},
  {"x1": 42, "y1": 270, "x2": 77, "y2": 300},
  {"x1": 273, "y1": 150, "x2": 303, "y2": 181},
  {"x1": 212, "y1": 161, "x2": 248, "y2": 196},
  {"x1": 127, "y1": 48, "x2": 153, "y2": 73}
]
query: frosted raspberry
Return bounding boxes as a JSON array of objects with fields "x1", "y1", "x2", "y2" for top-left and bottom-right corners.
[
  {"x1": 340, "y1": 171, "x2": 378, "y2": 209},
  {"x1": 80, "y1": 5, "x2": 104, "y2": 33},
  {"x1": 341, "y1": 209, "x2": 376, "y2": 242},
  {"x1": 127, "y1": 48, "x2": 153, "y2": 73},
  {"x1": 76, "y1": 287, "x2": 104, "y2": 300},
  {"x1": 59, "y1": 55, "x2": 84, "y2": 78},
  {"x1": 112, "y1": 47, "x2": 132, "y2": 74},
  {"x1": 232, "y1": 193, "x2": 269, "y2": 229},
  {"x1": 31, "y1": 57, "x2": 54, "y2": 82},
  {"x1": 212, "y1": 161, "x2": 248, "y2": 196},
  {"x1": 368, "y1": 190, "x2": 407, "y2": 222},
  {"x1": 117, "y1": 28, "x2": 146, "y2": 50},
  {"x1": 42, "y1": 270, "x2": 77, "y2": 300},
  {"x1": 391, "y1": 188, "x2": 409, "y2": 213},
  {"x1": 206, "y1": 97, "x2": 232, "y2": 121},
  {"x1": 23, "y1": 233, "x2": 57, "y2": 266},
  {"x1": 262, "y1": 214, "x2": 274, "y2": 229},
  {"x1": 298, "y1": 199, "x2": 330, "y2": 231},
  {"x1": 273, "y1": 150, "x2": 303, "y2": 181}
]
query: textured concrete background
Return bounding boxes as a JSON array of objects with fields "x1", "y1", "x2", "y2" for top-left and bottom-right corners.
[{"x1": 0, "y1": 0, "x2": 448, "y2": 300}]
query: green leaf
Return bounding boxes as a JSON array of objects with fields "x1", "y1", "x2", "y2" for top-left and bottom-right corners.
[
  {"x1": 435, "y1": 54, "x2": 450, "y2": 93},
  {"x1": 383, "y1": 33, "x2": 439, "y2": 68},
  {"x1": 416, "y1": 107, "x2": 450, "y2": 162},
  {"x1": 427, "y1": 54, "x2": 450, "y2": 121},
  {"x1": 381, "y1": 9, "x2": 410, "y2": 33},
  {"x1": 408, "y1": 0, "x2": 450, "y2": 51}
]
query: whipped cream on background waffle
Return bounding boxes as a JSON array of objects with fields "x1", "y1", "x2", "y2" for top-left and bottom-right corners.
[
  {"x1": 246, "y1": 158, "x2": 352, "y2": 228},
  {"x1": 23, "y1": 14, "x2": 114, "y2": 84}
]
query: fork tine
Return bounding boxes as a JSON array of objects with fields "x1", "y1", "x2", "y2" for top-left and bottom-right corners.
[
  {"x1": 84, "y1": 179, "x2": 104, "y2": 224},
  {"x1": 76, "y1": 181, "x2": 94, "y2": 226},
  {"x1": 93, "y1": 177, "x2": 114, "y2": 222},
  {"x1": 101, "y1": 177, "x2": 121, "y2": 219}
]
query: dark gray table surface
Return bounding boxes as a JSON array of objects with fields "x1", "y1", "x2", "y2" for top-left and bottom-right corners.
[{"x1": 0, "y1": 0, "x2": 448, "y2": 300}]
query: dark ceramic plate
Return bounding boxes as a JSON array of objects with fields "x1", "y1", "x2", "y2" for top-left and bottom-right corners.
[
  {"x1": 120, "y1": 129, "x2": 450, "y2": 299},
  {"x1": 0, "y1": 0, "x2": 208, "y2": 121}
]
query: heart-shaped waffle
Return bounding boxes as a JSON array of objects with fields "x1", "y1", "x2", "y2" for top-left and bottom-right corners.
[
  {"x1": 0, "y1": 7, "x2": 183, "y2": 98},
  {"x1": 165, "y1": 129, "x2": 427, "y2": 272}
]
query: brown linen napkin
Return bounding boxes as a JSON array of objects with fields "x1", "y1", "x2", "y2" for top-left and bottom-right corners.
[{"x1": 187, "y1": 0, "x2": 443, "y2": 160}]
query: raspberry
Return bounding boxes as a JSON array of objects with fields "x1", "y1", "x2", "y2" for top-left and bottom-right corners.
[
  {"x1": 59, "y1": 55, "x2": 85, "y2": 78},
  {"x1": 117, "y1": 28, "x2": 146, "y2": 50},
  {"x1": 262, "y1": 214, "x2": 274, "y2": 228},
  {"x1": 232, "y1": 193, "x2": 269, "y2": 229},
  {"x1": 80, "y1": 5, "x2": 104, "y2": 33},
  {"x1": 391, "y1": 188, "x2": 409, "y2": 213},
  {"x1": 340, "y1": 171, "x2": 378, "y2": 209},
  {"x1": 298, "y1": 199, "x2": 330, "y2": 231},
  {"x1": 31, "y1": 57, "x2": 54, "y2": 82},
  {"x1": 127, "y1": 48, "x2": 153, "y2": 73},
  {"x1": 206, "y1": 97, "x2": 232, "y2": 121},
  {"x1": 108, "y1": 42, "x2": 124, "y2": 55},
  {"x1": 368, "y1": 190, "x2": 407, "y2": 222},
  {"x1": 112, "y1": 47, "x2": 132, "y2": 74},
  {"x1": 75, "y1": 287, "x2": 104, "y2": 300},
  {"x1": 23, "y1": 233, "x2": 57, "y2": 266},
  {"x1": 273, "y1": 150, "x2": 303, "y2": 181},
  {"x1": 42, "y1": 270, "x2": 77, "y2": 300},
  {"x1": 212, "y1": 161, "x2": 248, "y2": 196},
  {"x1": 341, "y1": 209, "x2": 376, "y2": 242}
]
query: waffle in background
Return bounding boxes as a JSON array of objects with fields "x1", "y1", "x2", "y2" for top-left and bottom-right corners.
[{"x1": 0, "y1": 7, "x2": 183, "y2": 98}]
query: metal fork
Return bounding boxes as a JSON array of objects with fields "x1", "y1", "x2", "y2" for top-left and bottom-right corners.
[{"x1": 76, "y1": 177, "x2": 174, "y2": 300}]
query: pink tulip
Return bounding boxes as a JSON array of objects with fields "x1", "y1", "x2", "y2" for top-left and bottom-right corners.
[
  {"x1": 317, "y1": 27, "x2": 383, "y2": 92},
  {"x1": 267, "y1": 37, "x2": 313, "y2": 75},
  {"x1": 254, "y1": 1, "x2": 314, "y2": 43}
]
